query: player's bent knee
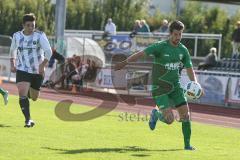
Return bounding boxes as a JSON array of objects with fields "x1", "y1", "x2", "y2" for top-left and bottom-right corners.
[
  {"x1": 30, "y1": 91, "x2": 40, "y2": 101},
  {"x1": 165, "y1": 118, "x2": 174, "y2": 124},
  {"x1": 31, "y1": 96, "x2": 38, "y2": 101},
  {"x1": 164, "y1": 114, "x2": 174, "y2": 124}
]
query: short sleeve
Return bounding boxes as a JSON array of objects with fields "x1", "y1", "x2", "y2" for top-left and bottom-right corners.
[
  {"x1": 144, "y1": 42, "x2": 161, "y2": 57},
  {"x1": 39, "y1": 32, "x2": 52, "y2": 60},
  {"x1": 10, "y1": 33, "x2": 18, "y2": 58},
  {"x1": 39, "y1": 32, "x2": 51, "y2": 52},
  {"x1": 182, "y1": 46, "x2": 193, "y2": 68}
]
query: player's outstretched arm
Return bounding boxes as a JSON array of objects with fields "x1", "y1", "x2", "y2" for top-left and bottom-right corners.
[
  {"x1": 186, "y1": 67, "x2": 197, "y2": 82},
  {"x1": 114, "y1": 50, "x2": 145, "y2": 71},
  {"x1": 186, "y1": 67, "x2": 204, "y2": 96}
]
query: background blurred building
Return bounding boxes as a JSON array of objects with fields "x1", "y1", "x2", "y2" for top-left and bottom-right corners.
[{"x1": 149, "y1": 0, "x2": 240, "y2": 16}]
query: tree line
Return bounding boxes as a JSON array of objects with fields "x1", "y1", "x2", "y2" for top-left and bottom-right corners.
[{"x1": 0, "y1": 0, "x2": 239, "y2": 57}]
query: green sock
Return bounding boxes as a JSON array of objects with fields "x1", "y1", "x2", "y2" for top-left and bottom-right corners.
[
  {"x1": 0, "y1": 87, "x2": 7, "y2": 96},
  {"x1": 182, "y1": 121, "x2": 191, "y2": 148}
]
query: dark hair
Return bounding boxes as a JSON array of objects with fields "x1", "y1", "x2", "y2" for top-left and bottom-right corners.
[
  {"x1": 169, "y1": 20, "x2": 184, "y2": 33},
  {"x1": 23, "y1": 13, "x2": 36, "y2": 24}
]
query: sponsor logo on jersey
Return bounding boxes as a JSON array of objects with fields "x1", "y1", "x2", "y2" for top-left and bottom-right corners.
[
  {"x1": 179, "y1": 54, "x2": 183, "y2": 60},
  {"x1": 164, "y1": 62, "x2": 180, "y2": 70}
]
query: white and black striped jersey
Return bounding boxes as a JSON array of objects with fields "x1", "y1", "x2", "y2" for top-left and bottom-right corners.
[{"x1": 10, "y1": 30, "x2": 52, "y2": 74}]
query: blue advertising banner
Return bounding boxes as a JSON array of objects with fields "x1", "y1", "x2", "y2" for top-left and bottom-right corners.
[
  {"x1": 227, "y1": 76, "x2": 240, "y2": 104},
  {"x1": 103, "y1": 35, "x2": 132, "y2": 54},
  {"x1": 198, "y1": 75, "x2": 228, "y2": 105},
  {"x1": 180, "y1": 70, "x2": 228, "y2": 106}
]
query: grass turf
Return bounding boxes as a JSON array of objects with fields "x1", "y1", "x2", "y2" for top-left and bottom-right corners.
[{"x1": 0, "y1": 95, "x2": 239, "y2": 160}]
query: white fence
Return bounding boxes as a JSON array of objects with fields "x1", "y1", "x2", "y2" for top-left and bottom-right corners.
[
  {"x1": 64, "y1": 30, "x2": 222, "y2": 59},
  {"x1": 1, "y1": 32, "x2": 238, "y2": 108}
]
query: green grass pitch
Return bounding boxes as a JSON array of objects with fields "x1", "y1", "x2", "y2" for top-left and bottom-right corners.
[{"x1": 0, "y1": 95, "x2": 239, "y2": 160}]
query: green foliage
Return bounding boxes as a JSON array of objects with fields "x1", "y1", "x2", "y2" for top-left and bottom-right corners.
[
  {"x1": 0, "y1": 95, "x2": 240, "y2": 160},
  {"x1": 66, "y1": 0, "x2": 92, "y2": 30},
  {"x1": 0, "y1": 0, "x2": 55, "y2": 35},
  {"x1": 102, "y1": 0, "x2": 148, "y2": 31},
  {"x1": 147, "y1": 11, "x2": 175, "y2": 32},
  {"x1": 65, "y1": 0, "x2": 148, "y2": 31},
  {"x1": 180, "y1": 2, "x2": 234, "y2": 57},
  {"x1": 0, "y1": 0, "x2": 240, "y2": 58}
]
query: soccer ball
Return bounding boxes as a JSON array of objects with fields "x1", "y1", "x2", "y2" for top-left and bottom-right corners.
[{"x1": 184, "y1": 81, "x2": 202, "y2": 100}]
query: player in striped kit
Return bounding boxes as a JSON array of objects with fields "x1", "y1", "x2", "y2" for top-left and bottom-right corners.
[{"x1": 9, "y1": 13, "x2": 52, "y2": 127}]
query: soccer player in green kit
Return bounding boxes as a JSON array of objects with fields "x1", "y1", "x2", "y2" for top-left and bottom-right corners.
[
  {"x1": 0, "y1": 87, "x2": 8, "y2": 105},
  {"x1": 115, "y1": 20, "x2": 202, "y2": 150}
]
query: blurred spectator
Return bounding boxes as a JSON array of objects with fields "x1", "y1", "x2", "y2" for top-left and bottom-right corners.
[
  {"x1": 71, "y1": 58, "x2": 93, "y2": 91},
  {"x1": 42, "y1": 48, "x2": 65, "y2": 87},
  {"x1": 48, "y1": 56, "x2": 55, "y2": 68},
  {"x1": 51, "y1": 48, "x2": 65, "y2": 63},
  {"x1": 138, "y1": 19, "x2": 150, "y2": 33},
  {"x1": 71, "y1": 62, "x2": 83, "y2": 91},
  {"x1": 104, "y1": 18, "x2": 116, "y2": 36},
  {"x1": 84, "y1": 61, "x2": 98, "y2": 81},
  {"x1": 48, "y1": 58, "x2": 77, "y2": 89},
  {"x1": 76, "y1": 56, "x2": 82, "y2": 68},
  {"x1": 129, "y1": 20, "x2": 141, "y2": 38},
  {"x1": 48, "y1": 48, "x2": 65, "y2": 68},
  {"x1": 198, "y1": 47, "x2": 218, "y2": 70},
  {"x1": 45, "y1": 53, "x2": 100, "y2": 92},
  {"x1": 81, "y1": 59, "x2": 90, "y2": 78},
  {"x1": 158, "y1": 19, "x2": 169, "y2": 33},
  {"x1": 232, "y1": 21, "x2": 240, "y2": 58},
  {"x1": 133, "y1": 20, "x2": 142, "y2": 33}
]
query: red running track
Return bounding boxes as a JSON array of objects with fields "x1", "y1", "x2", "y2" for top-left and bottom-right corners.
[{"x1": 2, "y1": 82, "x2": 240, "y2": 129}]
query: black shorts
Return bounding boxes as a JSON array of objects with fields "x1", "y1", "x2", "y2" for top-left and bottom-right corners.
[{"x1": 16, "y1": 70, "x2": 43, "y2": 91}]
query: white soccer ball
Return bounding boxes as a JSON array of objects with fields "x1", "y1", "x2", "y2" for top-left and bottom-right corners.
[{"x1": 184, "y1": 81, "x2": 202, "y2": 100}]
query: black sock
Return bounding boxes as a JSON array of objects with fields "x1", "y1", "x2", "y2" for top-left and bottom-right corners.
[
  {"x1": 27, "y1": 90, "x2": 31, "y2": 99},
  {"x1": 19, "y1": 96, "x2": 30, "y2": 123}
]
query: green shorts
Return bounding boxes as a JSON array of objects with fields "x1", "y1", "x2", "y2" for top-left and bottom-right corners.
[{"x1": 153, "y1": 82, "x2": 187, "y2": 109}]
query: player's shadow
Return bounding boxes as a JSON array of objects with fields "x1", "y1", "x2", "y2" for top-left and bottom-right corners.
[
  {"x1": 0, "y1": 124, "x2": 11, "y2": 128},
  {"x1": 42, "y1": 146, "x2": 182, "y2": 155},
  {"x1": 131, "y1": 154, "x2": 151, "y2": 157}
]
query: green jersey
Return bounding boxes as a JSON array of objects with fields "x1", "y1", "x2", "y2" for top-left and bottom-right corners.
[{"x1": 144, "y1": 40, "x2": 192, "y2": 96}]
